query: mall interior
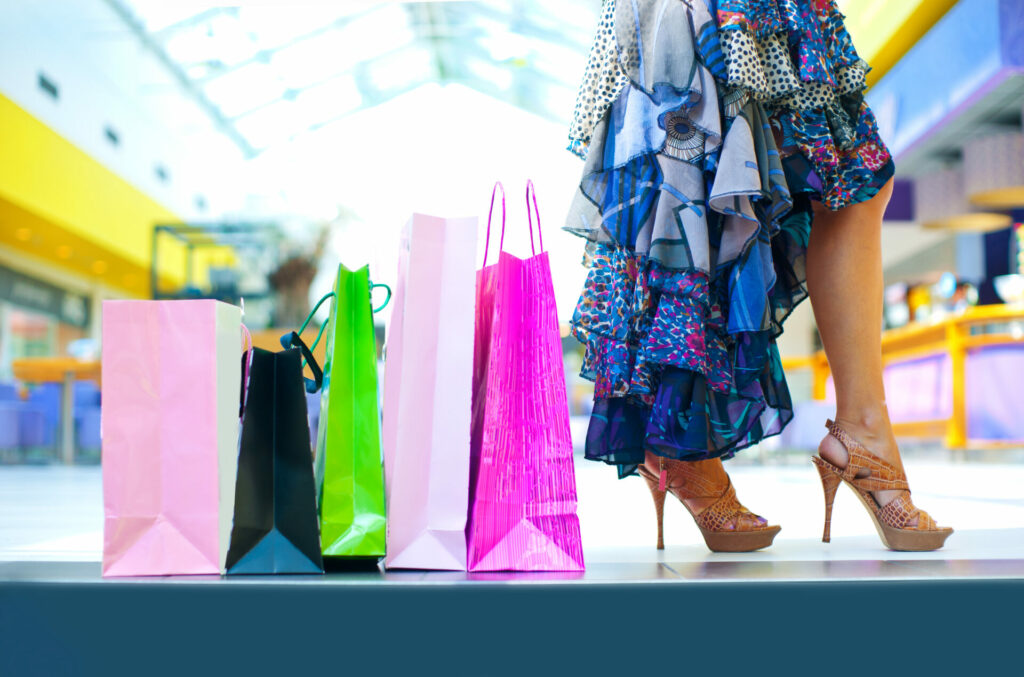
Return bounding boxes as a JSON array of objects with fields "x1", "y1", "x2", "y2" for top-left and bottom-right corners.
[{"x1": 1, "y1": 0, "x2": 1023, "y2": 673}]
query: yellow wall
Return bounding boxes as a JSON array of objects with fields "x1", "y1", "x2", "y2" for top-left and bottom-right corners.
[
  {"x1": 838, "y1": 0, "x2": 959, "y2": 87},
  {"x1": 0, "y1": 93, "x2": 228, "y2": 297}
]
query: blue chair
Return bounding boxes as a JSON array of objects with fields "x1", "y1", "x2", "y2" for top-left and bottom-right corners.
[
  {"x1": 74, "y1": 381, "x2": 101, "y2": 408},
  {"x1": 0, "y1": 383, "x2": 20, "y2": 401},
  {"x1": 27, "y1": 383, "x2": 61, "y2": 448},
  {"x1": 76, "y1": 405, "x2": 102, "y2": 464},
  {"x1": 16, "y1": 404, "x2": 50, "y2": 466},
  {"x1": 0, "y1": 403, "x2": 20, "y2": 462},
  {"x1": 73, "y1": 381, "x2": 101, "y2": 460},
  {"x1": 17, "y1": 405, "x2": 47, "y2": 449}
]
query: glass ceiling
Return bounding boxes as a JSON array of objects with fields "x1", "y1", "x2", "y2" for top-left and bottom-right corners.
[{"x1": 110, "y1": 0, "x2": 601, "y2": 156}]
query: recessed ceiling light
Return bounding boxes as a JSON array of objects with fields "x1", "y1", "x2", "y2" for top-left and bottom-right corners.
[{"x1": 56, "y1": 245, "x2": 73, "y2": 259}]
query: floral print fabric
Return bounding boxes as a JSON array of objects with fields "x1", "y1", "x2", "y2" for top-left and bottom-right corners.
[{"x1": 564, "y1": 0, "x2": 894, "y2": 476}]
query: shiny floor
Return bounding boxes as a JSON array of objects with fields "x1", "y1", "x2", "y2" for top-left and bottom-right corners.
[{"x1": 2, "y1": 450, "x2": 1023, "y2": 583}]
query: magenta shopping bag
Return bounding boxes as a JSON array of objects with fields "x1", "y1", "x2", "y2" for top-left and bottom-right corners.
[
  {"x1": 466, "y1": 182, "x2": 585, "y2": 572},
  {"x1": 101, "y1": 300, "x2": 242, "y2": 577},
  {"x1": 382, "y1": 214, "x2": 478, "y2": 570}
]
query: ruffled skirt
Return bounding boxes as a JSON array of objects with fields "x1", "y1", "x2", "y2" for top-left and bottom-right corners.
[{"x1": 566, "y1": 0, "x2": 894, "y2": 477}]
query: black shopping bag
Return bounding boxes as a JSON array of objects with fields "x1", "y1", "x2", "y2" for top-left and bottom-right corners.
[{"x1": 225, "y1": 336, "x2": 324, "y2": 574}]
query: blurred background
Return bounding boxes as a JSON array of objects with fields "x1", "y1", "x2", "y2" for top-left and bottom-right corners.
[{"x1": 1, "y1": 0, "x2": 1023, "y2": 554}]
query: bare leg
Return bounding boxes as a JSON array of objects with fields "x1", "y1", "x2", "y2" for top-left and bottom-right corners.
[{"x1": 804, "y1": 179, "x2": 909, "y2": 510}]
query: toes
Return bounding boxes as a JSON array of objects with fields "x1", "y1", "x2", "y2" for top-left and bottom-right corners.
[{"x1": 735, "y1": 511, "x2": 769, "y2": 530}]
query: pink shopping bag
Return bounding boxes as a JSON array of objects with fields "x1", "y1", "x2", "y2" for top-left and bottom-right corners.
[
  {"x1": 466, "y1": 182, "x2": 585, "y2": 572},
  {"x1": 382, "y1": 214, "x2": 478, "y2": 570},
  {"x1": 101, "y1": 300, "x2": 242, "y2": 577}
]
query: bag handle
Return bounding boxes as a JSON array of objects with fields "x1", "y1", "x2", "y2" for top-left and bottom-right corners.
[
  {"x1": 239, "y1": 323, "x2": 254, "y2": 418},
  {"x1": 281, "y1": 292, "x2": 334, "y2": 393},
  {"x1": 482, "y1": 181, "x2": 507, "y2": 268},
  {"x1": 288, "y1": 292, "x2": 336, "y2": 357},
  {"x1": 526, "y1": 179, "x2": 544, "y2": 254},
  {"x1": 370, "y1": 282, "x2": 392, "y2": 313},
  {"x1": 279, "y1": 279, "x2": 391, "y2": 393},
  {"x1": 241, "y1": 323, "x2": 253, "y2": 353},
  {"x1": 281, "y1": 331, "x2": 324, "y2": 394}
]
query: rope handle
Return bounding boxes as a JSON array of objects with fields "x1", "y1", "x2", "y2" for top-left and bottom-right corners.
[
  {"x1": 482, "y1": 181, "x2": 507, "y2": 268},
  {"x1": 483, "y1": 181, "x2": 545, "y2": 264},
  {"x1": 291, "y1": 291, "x2": 335, "y2": 357},
  {"x1": 526, "y1": 179, "x2": 544, "y2": 254},
  {"x1": 279, "y1": 278, "x2": 391, "y2": 390},
  {"x1": 370, "y1": 282, "x2": 392, "y2": 313}
]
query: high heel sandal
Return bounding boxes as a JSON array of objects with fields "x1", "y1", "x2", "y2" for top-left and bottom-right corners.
[
  {"x1": 637, "y1": 453, "x2": 781, "y2": 553},
  {"x1": 812, "y1": 419, "x2": 953, "y2": 551}
]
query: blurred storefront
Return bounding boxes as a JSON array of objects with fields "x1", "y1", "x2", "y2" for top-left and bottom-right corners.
[{"x1": 0, "y1": 264, "x2": 91, "y2": 380}]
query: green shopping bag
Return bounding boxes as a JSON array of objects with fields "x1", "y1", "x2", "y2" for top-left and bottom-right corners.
[{"x1": 309, "y1": 264, "x2": 391, "y2": 559}]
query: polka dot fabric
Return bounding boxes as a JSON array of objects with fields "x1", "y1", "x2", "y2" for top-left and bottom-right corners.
[{"x1": 568, "y1": 0, "x2": 629, "y2": 160}]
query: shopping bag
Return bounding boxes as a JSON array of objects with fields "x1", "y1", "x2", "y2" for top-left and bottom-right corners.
[
  {"x1": 466, "y1": 182, "x2": 585, "y2": 572},
  {"x1": 315, "y1": 264, "x2": 391, "y2": 559},
  {"x1": 224, "y1": 329, "x2": 324, "y2": 575},
  {"x1": 101, "y1": 300, "x2": 241, "y2": 577},
  {"x1": 382, "y1": 213, "x2": 478, "y2": 570}
]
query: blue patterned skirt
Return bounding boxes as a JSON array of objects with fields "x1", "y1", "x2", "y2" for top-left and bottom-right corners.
[{"x1": 566, "y1": 0, "x2": 894, "y2": 477}]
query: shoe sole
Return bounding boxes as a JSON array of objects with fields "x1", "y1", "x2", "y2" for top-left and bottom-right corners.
[
  {"x1": 845, "y1": 480, "x2": 954, "y2": 552},
  {"x1": 700, "y1": 525, "x2": 781, "y2": 553}
]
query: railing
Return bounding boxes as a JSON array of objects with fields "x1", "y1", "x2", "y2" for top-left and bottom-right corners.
[{"x1": 782, "y1": 305, "x2": 1024, "y2": 449}]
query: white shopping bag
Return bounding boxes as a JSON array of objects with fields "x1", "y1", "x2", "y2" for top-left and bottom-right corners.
[{"x1": 381, "y1": 213, "x2": 478, "y2": 570}]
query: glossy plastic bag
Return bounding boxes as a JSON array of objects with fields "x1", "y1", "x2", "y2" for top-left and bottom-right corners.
[
  {"x1": 466, "y1": 183, "x2": 585, "y2": 572},
  {"x1": 315, "y1": 264, "x2": 389, "y2": 559}
]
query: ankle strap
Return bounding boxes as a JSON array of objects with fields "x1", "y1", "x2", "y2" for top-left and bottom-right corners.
[{"x1": 825, "y1": 420, "x2": 910, "y2": 493}]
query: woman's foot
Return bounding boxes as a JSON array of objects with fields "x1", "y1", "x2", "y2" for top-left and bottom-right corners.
[
  {"x1": 643, "y1": 455, "x2": 769, "y2": 529},
  {"x1": 638, "y1": 452, "x2": 780, "y2": 552},
  {"x1": 817, "y1": 406, "x2": 913, "y2": 520},
  {"x1": 813, "y1": 419, "x2": 952, "y2": 550}
]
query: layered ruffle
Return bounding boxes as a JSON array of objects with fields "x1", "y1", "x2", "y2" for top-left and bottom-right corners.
[
  {"x1": 568, "y1": 1, "x2": 893, "y2": 209},
  {"x1": 717, "y1": 0, "x2": 865, "y2": 88},
  {"x1": 716, "y1": 0, "x2": 893, "y2": 209},
  {"x1": 565, "y1": 0, "x2": 813, "y2": 475},
  {"x1": 568, "y1": 0, "x2": 630, "y2": 159},
  {"x1": 565, "y1": 0, "x2": 894, "y2": 477},
  {"x1": 570, "y1": 180, "x2": 813, "y2": 476}
]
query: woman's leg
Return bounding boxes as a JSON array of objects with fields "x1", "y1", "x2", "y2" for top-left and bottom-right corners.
[{"x1": 804, "y1": 179, "x2": 908, "y2": 509}]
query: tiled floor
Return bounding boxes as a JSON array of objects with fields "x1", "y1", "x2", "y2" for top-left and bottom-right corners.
[{"x1": 2, "y1": 452, "x2": 1023, "y2": 582}]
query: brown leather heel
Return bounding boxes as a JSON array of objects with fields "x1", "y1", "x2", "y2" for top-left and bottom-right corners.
[
  {"x1": 813, "y1": 419, "x2": 953, "y2": 552},
  {"x1": 638, "y1": 454, "x2": 780, "y2": 553},
  {"x1": 645, "y1": 478, "x2": 667, "y2": 550}
]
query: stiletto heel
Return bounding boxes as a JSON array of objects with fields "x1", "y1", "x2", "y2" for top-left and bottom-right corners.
[
  {"x1": 812, "y1": 457, "x2": 842, "y2": 543},
  {"x1": 814, "y1": 420, "x2": 953, "y2": 551},
  {"x1": 641, "y1": 473, "x2": 668, "y2": 550},
  {"x1": 637, "y1": 453, "x2": 780, "y2": 553}
]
